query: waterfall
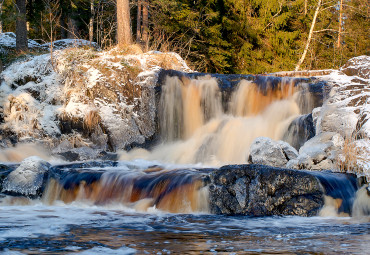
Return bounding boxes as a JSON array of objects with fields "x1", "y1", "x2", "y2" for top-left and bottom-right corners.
[{"x1": 123, "y1": 75, "x2": 313, "y2": 165}]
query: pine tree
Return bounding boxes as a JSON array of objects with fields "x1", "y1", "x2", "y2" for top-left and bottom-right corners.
[
  {"x1": 117, "y1": 0, "x2": 131, "y2": 47},
  {"x1": 15, "y1": 0, "x2": 28, "y2": 51}
]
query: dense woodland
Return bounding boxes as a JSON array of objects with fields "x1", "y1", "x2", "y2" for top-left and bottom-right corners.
[{"x1": 1, "y1": 0, "x2": 369, "y2": 74}]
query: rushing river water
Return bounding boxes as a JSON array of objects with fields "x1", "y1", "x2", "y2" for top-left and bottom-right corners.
[
  {"x1": 0, "y1": 203, "x2": 369, "y2": 254},
  {"x1": 0, "y1": 159, "x2": 369, "y2": 255},
  {"x1": 0, "y1": 74, "x2": 369, "y2": 254}
]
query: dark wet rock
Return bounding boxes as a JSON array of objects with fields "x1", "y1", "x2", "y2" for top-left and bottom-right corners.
[
  {"x1": 0, "y1": 164, "x2": 18, "y2": 191},
  {"x1": 1, "y1": 157, "x2": 51, "y2": 198},
  {"x1": 283, "y1": 114, "x2": 315, "y2": 150},
  {"x1": 55, "y1": 147, "x2": 118, "y2": 162},
  {"x1": 248, "y1": 137, "x2": 297, "y2": 168},
  {"x1": 209, "y1": 164, "x2": 326, "y2": 216},
  {"x1": 55, "y1": 148, "x2": 118, "y2": 162},
  {"x1": 340, "y1": 55, "x2": 370, "y2": 79}
]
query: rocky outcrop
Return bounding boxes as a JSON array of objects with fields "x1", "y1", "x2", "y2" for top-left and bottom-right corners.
[
  {"x1": 248, "y1": 137, "x2": 298, "y2": 168},
  {"x1": 340, "y1": 55, "x2": 370, "y2": 79},
  {"x1": 208, "y1": 164, "x2": 358, "y2": 216},
  {"x1": 0, "y1": 47, "x2": 191, "y2": 156}
]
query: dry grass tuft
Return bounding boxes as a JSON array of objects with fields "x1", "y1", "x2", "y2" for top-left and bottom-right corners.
[
  {"x1": 107, "y1": 44, "x2": 144, "y2": 56},
  {"x1": 337, "y1": 136, "x2": 370, "y2": 175},
  {"x1": 147, "y1": 53, "x2": 178, "y2": 70},
  {"x1": 84, "y1": 110, "x2": 101, "y2": 131}
]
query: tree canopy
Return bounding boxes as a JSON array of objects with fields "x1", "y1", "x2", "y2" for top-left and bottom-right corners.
[{"x1": 1, "y1": 0, "x2": 369, "y2": 74}]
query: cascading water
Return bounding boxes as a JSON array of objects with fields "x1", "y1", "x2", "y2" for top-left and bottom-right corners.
[
  {"x1": 41, "y1": 166, "x2": 210, "y2": 213},
  {"x1": 0, "y1": 71, "x2": 369, "y2": 254},
  {"x1": 123, "y1": 75, "x2": 313, "y2": 165}
]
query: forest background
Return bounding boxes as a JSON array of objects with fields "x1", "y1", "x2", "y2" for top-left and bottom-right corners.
[{"x1": 0, "y1": 0, "x2": 369, "y2": 74}]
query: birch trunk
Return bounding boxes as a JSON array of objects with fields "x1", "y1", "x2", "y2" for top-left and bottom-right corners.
[
  {"x1": 89, "y1": 0, "x2": 94, "y2": 43},
  {"x1": 304, "y1": 0, "x2": 307, "y2": 15},
  {"x1": 295, "y1": 0, "x2": 322, "y2": 71},
  {"x1": 337, "y1": 0, "x2": 343, "y2": 48}
]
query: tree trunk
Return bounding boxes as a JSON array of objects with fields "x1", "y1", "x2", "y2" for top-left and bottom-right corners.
[
  {"x1": 304, "y1": 0, "x2": 307, "y2": 15},
  {"x1": 136, "y1": 0, "x2": 142, "y2": 42},
  {"x1": 60, "y1": 0, "x2": 68, "y2": 38},
  {"x1": 337, "y1": 0, "x2": 343, "y2": 48},
  {"x1": 142, "y1": 0, "x2": 148, "y2": 46},
  {"x1": 67, "y1": 17, "x2": 78, "y2": 39},
  {"x1": 0, "y1": 0, "x2": 3, "y2": 33},
  {"x1": 295, "y1": 0, "x2": 321, "y2": 71},
  {"x1": 89, "y1": 0, "x2": 94, "y2": 43},
  {"x1": 117, "y1": 0, "x2": 132, "y2": 47},
  {"x1": 15, "y1": 0, "x2": 28, "y2": 51}
]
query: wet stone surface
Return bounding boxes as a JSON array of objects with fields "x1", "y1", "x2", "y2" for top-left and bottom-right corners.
[{"x1": 209, "y1": 164, "x2": 328, "y2": 216}]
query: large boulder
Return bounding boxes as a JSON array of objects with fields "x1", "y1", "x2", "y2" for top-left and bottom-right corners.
[
  {"x1": 248, "y1": 137, "x2": 298, "y2": 167},
  {"x1": 208, "y1": 164, "x2": 358, "y2": 216},
  {"x1": 1, "y1": 156, "x2": 51, "y2": 197},
  {"x1": 209, "y1": 164, "x2": 325, "y2": 216}
]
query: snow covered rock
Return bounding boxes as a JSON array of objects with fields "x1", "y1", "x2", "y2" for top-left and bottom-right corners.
[
  {"x1": 248, "y1": 137, "x2": 298, "y2": 167},
  {"x1": 340, "y1": 55, "x2": 370, "y2": 79},
  {"x1": 287, "y1": 132, "x2": 344, "y2": 170},
  {"x1": 41, "y1": 39, "x2": 99, "y2": 51},
  {"x1": 0, "y1": 32, "x2": 41, "y2": 53},
  {"x1": 0, "y1": 46, "x2": 191, "y2": 154},
  {"x1": 1, "y1": 156, "x2": 50, "y2": 197},
  {"x1": 308, "y1": 57, "x2": 370, "y2": 175}
]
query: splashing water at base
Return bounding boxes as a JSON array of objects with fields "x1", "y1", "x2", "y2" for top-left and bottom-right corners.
[{"x1": 0, "y1": 144, "x2": 51, "y2": 162}]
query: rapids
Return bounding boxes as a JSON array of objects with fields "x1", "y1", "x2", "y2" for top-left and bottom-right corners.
[{"x1": 0, "y1": 74, "x2": 369, "y2": 254}]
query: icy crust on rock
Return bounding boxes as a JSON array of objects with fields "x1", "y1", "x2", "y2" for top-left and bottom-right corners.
[
  {"x1": 2, "y1": 156, "x2": 50, "y2": 196},
  {"x1": 0, "y1": 54, "x2": 63, "y2": 139},
  {"x1": 0, "y1": 46, "x2": 191, "y2": 153}
]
